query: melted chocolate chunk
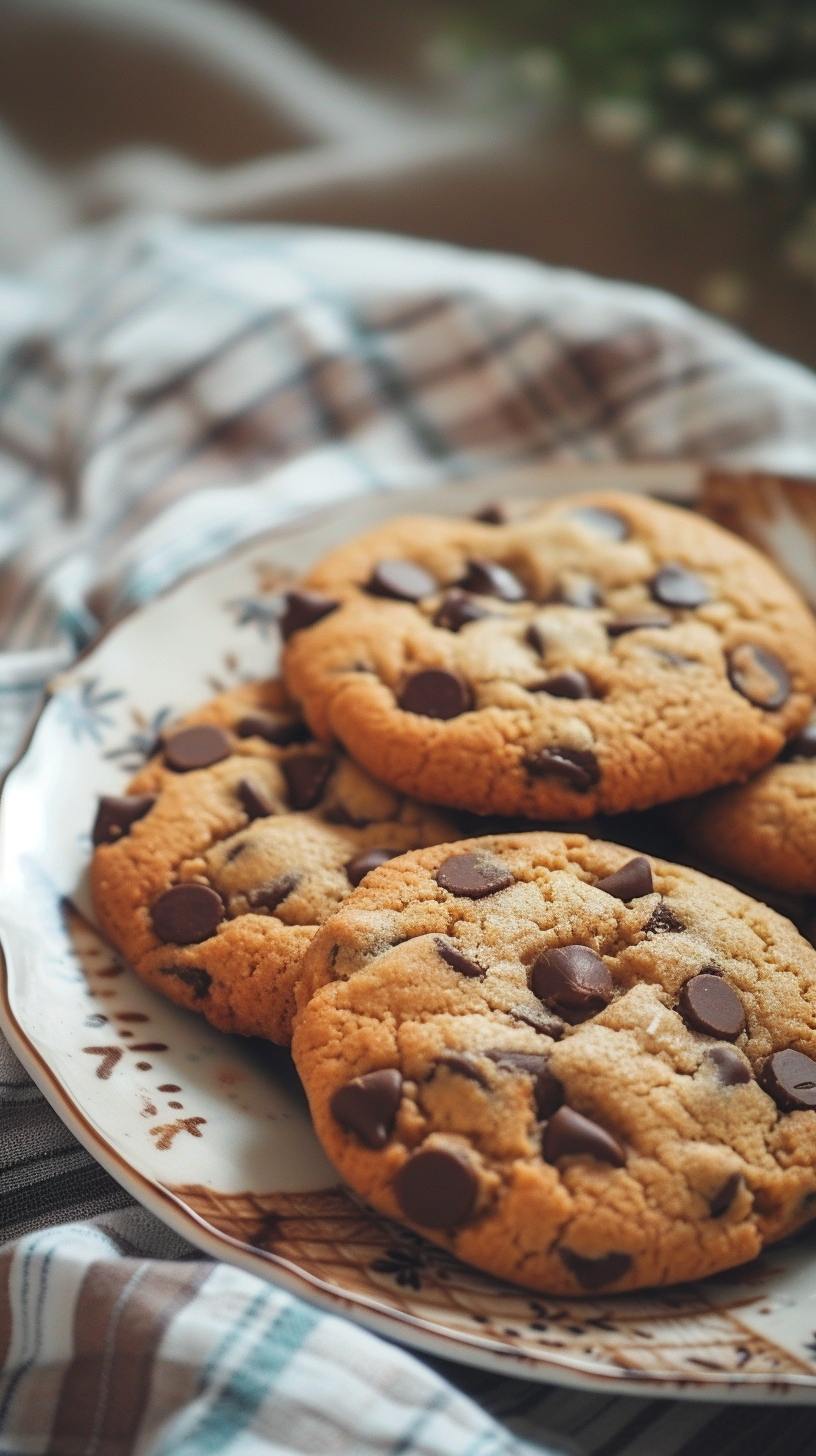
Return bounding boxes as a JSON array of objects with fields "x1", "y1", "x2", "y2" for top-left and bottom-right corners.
[
  {"x1": 679, "y1": 975, "x2": 745, "y2": 1041},
  {"x1": 709, "y1": 1172, "x2": 742, "y2": 1218},
  {"x1": 728, "y1": 644, "x2": 790, "y2": 710},
  {"x1": 557, "y1": 575, "x2": 601, "y2": 609},
  {"x1": 650, "y1": 563, "x2": 710, "y2": 609},
  {"x1": 281, "y1": 753, "x2": 333, "y2": 810},
  {"x1": 345, "y1": 847, "x2": 398, "y2": 887},
  {"x1": 761, "y1": 1049, "x2": 816, "y2": 1111},
  {"x1": 247, "y1": 875, "x2": 299, "y2": 912},
  {"x1": 237, "y1": 779, "x2": 274, "y2": 820},
  {"x1": 458, "y1": 557, "x2": 526, "y2": 602},
  {"x1": 435, "y1": 938, "x2": 487, "y2": 977},
  {"x1": 567, "y1": 507, "x2": 630, "y2": 541},
  {"x1": 92, "y1": 794, "x2": 155, "y2": 846},
  {"x1": 559, "y1": 1248, "x2": 632, "y2": 1289},
  {"x1": 645, "y1": 903, "x2": 685, "y2": 934},
  {"x1": 235, "y1": 711, "x2": 308, "y2": 745},
  {"x1": 151, "y1": 884, "x2": 224, "y2": 945},
  {"x1": 433, "y1": 589, "x2": 491, "y2": 632},
  {"x1": 525, "y1": 746, "x2": 600, "y2": 792},
  {"x1": 509, "y1": 1003, "x2": 565, "y2": 1039},
  {"x1": 595, "y1": 856, "x2": 653, "y2": 901},
  {"x1": 280, "y1": 589, "x2": 340, "y2": 641},
  {"x1": 542, "y1": 1105, "x2": 626, "y2": 1166},
  {"x1": 164, "y1": 725, "x2": 231, "y2": 772},
  {"x1": 367, "y1": 559, "x2": 437, "y2": 602},
  {"x1": 782, "y1": 719, "x2": 816, "y2": 761},
  {"x1": 607, "y1": 611, "x2": 672, "y2": 637},
  {"x1": 708, "y1": 1046, "x2": 752, "y2": 1086},
  {"x1": 159, "y1": 965, "x2": 211, "y2": 999},
  {"x1": 434, "y1": 1052, "x2": 491, "y2": 1087},
  {"x1": 529, "y1": 669, "x2": 594, "y2": 700},
  {"x1": 330, "y1": 1068, "x2": 402, "y2": 1148},
  {"x1": 393, "y1": 1146, "x2": 478, "y2": 1227},
  {"x1": 398, "y1": 669, "x2": 473, "y2": 719},
  {"x1": 435, "y1": 853, "x2": 514, "y2": 898},
  {"x1": 532, "y1": 944, "x2": 613, "y2": 1023},
  {"x1": 485, "y1": 1050, "x2": 563, "y2": 1119}
]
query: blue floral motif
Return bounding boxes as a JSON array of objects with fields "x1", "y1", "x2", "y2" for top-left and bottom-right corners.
[
  {"x1": 226, "y1": 596, "x2": 281, "y2": 637},
  {"x1": 104, "y1": 704, "x2": 175, "y2": 771},
  {"x1": 54, "y1": 678, "x2": 123, "y2": 744}
]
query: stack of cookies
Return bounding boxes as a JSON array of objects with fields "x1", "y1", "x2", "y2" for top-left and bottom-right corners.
[{"x1": 91, "y1": 490, "x2": 816, "y2": 1296}]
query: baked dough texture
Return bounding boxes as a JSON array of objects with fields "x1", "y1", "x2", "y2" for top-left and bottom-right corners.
[{"x1": 293, "y1": 831, "x2": 816, "y2": 1295}]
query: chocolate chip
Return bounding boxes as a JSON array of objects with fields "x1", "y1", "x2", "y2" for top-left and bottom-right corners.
[
  {"x1": 645, "y1": 903, "x2": 684, "y2": 934},
  {"x1": 435, "y1": 853, "x2": 514, "y2": 898},
  {"x1": 459, "y1": 557, "x2": 526, "y2": 602},
  {"x1": 559, "y1": 1248, "x2": 632, "y2": 1289},
  {"x1": 235, "y1": 712, "x2": 308, "y2": 746},
  {"x1": 650, "y1": 564, "x2": 710, "y2": 609},
  {"x1": 151, "y1": 884, "x2": 224, "y2": 944},
  {"x1": 435, "y1": 1052, "x2": 491, "y2": 1087},
  {"x1": 247, "y1": 875, "x2": 299, "y2": 912},
  {"x1": 728, "y1": 644, "x2": 791, "y2": 710},
  {"x1": 92, "y1": 794, "x2": 155, "y2": 846},
  {"x1": 525, "y1": 747, "x2": 600, "y2": 792},
  {"x1": 398, "y1": 669, "x2": 473, "y2": 719},
  {"x1": 679, "y1": 975, "x2": 745, "y2": 1041},
  {"x1": 164, "y1": 725, "x2": 231, "y2": 772},
  {"x1": 761, "y1": 1049, "x2": 816, "y2": 1111},
  {"x1": 237, "y1": 779, "x2": 274, "y2": 820},
  {"x1": 567, "y1": 506, "x2": 629, "y2": 541},
  {"x1": 159, "y1": 965, "x2": 211, "y2": 999},
  {"x1": 709, "y1": 1172, "x2": 742, "y2": 1218},
  {"x1": 474, "y1": 501, "x2": 512, "y2": 524},
  {"x1": 559, "y1": 576, "x2": 602, "y2": 609},
  {"x1": 345, "y1": 847, "x2": 398, "y2": 887},
  {"x1": 330, "y1": 1068, "x2": 402, "y2": 1148},
  {"x1": 509, "y1": 1004, "x2": 565, "y2": 1039},
  {"x1": 607, "y1": 612, "x2": 672, "y2": 637},
  {"x1": 485, "y1": 1050, "x2": 563, "y2": 1118},
  {"x1": 529, "y1": 669, "x2": 594, "y2": 700},
  {"x1": 367, "y1": 559, "x2": 437, "y2": 602},
  {"x1": 708, "y1": 1046, "x2": 752, "y2": 1086},
  {"x1": 542, "y1": 1105, "x2": 625, "y2": 1166},
  {"x1": 433, "y1": 589, "x2": 491, "y2": 632},
  {"x1": 280, "y1": 589, "x2": 340, "y2": 641},
  {"x1": 595, "y1": 856, "x2": 653, "y2": 901},
  {"x1": 435, "y1": 937, "x2": 487, "y2": 977},
  {"x1": 532, "y1": 944, "x2": 613, "y2": 1023},
  {"x1": 393, "y1": 1146, "x2": 478, "y2": 1226},
  {"x1": 782, "y1": 720, "x2": 816, "y2": 760},
  {"x1": 281, "y1": 753, "x2": 333, "y2": 810}
]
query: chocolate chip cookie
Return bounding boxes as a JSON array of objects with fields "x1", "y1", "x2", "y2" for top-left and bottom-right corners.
[
  {"x1": 673, "y1": 712, "x2": 816, "y2": 895},
  {"x1": 281, "y1": 492, "x2": 816, "y2": 819},
  {"x1": 292, "y1": 831, "x2": 816, "y2": 1295},
  {"x1": 90, "y1": 680, "x2": 456, "y2": 1043}
]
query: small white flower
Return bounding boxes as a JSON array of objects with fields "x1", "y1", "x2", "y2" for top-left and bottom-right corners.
[
  {"x1": 697, "y1": 270, "x2": 750, "y2": 319},
  {"x1": 643, "y1": 134, "x2": 700, "y2": 185},
  {"x1": 746, "y1": 118, "x2": 805, "y2": 176},
  {"x1": 514, "y1": 47, "x2": 564, "y2": 96},
  {"x1": 720, "y1": 21, "x2": 778, "y2": 61},
  {"x1": 775, "y1": 81, "x2": 816, "y2": 123},
  {"x1": 585, "y1": 96, "x2": 652, "y2": 147},
  {"x1": 707, "y1": 95, "x2": 755, "y2": 135},
  {"x1": 664, "y1": 50, "x2": 715, "y2": 94}
]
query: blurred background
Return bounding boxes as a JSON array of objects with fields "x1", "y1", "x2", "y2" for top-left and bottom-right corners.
[{"x1": 3, "y1": 0, "x2": 816, "y2": 368}]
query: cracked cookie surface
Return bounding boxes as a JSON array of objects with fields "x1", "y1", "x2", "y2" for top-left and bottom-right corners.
[
  {"x1": 281, "y1": 491, "x2": 816, "y2": 819},
  {"x1": 90, "y1": 680, "x2": 456, "y2": 1044},
  {"x1": 292, "y1": 831, "x2": 816, "y2": 1295}
]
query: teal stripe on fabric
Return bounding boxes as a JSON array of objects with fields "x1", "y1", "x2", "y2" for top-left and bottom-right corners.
[{"x1": 161, "y1": 1299, "x2": 321, "y2": 1456}]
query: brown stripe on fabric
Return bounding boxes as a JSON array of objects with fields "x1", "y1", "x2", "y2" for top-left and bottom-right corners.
[
  {"x1": 47, "y1": 1258, "x2": 210, "y2": 1456},
  {"x1": 0, "y1": 1246, "x2": 15, "y2": 1374}
]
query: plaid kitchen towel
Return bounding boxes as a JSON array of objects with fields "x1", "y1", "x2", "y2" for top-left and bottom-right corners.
[{"x1": 4, "y1": 214, "x2": 816, "y2": 1453}]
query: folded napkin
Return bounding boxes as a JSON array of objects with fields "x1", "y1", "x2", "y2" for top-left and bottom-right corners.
[{"x1": 3, "y1": 215, "x2": 816, "y2": 1453}]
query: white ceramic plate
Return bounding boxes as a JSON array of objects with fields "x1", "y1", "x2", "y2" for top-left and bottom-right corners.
[{"x1": 5, "y1": 463, "x2": 816, "y2": 1404}]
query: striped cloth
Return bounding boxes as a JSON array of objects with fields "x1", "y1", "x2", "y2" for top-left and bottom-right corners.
[{"x1": 4, "y1": 215, "x2": 816, "y2": 1453}]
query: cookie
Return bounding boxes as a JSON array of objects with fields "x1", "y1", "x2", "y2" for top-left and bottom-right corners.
[
  {"x1": 90, "y1": 680, "x2": 456, "y2": 1044},
  {"x1": 292, "y1": 831, "x2": 816, "y2": 1295},
  {"x1": 672, "y1": 712, "x2": 816, "y2": 896},
  {"x1": 281, "y1": 491, "x2": 816, "y2": 819}
]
